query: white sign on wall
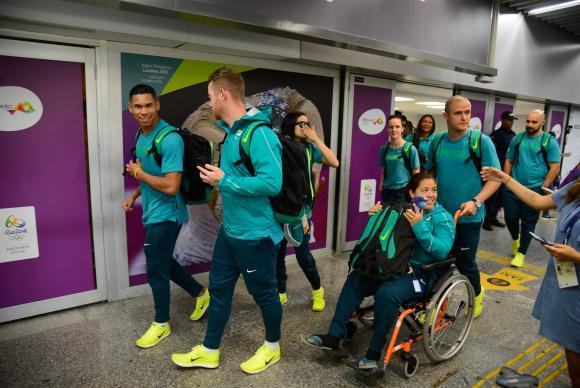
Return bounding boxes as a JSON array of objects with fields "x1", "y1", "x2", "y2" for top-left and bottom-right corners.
[
  {"x1": 0, "y1": 86, "x2": 44, "y2": 131},
  {"x1": 0, "y1": 206, "x2": 39, "y2": 263},
  {"x1": 359, "y1": 179, "x2": 377, "y2": 213},
  {"x1": 358, "y1": 108, "x2": 386, "y2": 135}
]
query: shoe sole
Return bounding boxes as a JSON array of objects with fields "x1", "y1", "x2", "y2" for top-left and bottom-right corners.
[
  {"x1": 299, "y1": 334, "x2": 334, "y2": 351},
  {"x1": 136, "y1": 330, "x2": 171, "y2": 349},
  {"x1": 240, "y1": 355, "x2": 280, "y2": 374},
  {"x1": 190, "y1": 301, "x2": 210, "y2": 321},
  {"x1": 172, "y1": 360, "x2": 219, "y2": 369},
  {"x1": 312, "y1": 304, "x2": 325, "y2": 312}
]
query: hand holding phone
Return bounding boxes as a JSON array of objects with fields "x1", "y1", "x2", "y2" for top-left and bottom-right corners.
[
  {"x1": 529, "y1": 231, "x2": 554, "y2": 246},
  {"x1": 408, "y1": 196, "x2": 426, "y2": 212}
]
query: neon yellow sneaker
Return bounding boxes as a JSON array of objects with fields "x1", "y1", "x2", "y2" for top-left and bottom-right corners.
[
  {"x1": 171, "y1": 344, "x2": 220, "y2": 368},
  {"x1": 240, "y1": 344, "x2": 280, "y2": 374},
  {"x1": 512, "y1": 238, "x2": 520, "y2": 256},
  {"x1": 190, "y1": 289, "x2": 210, "y2": 321},
  {"x1": 511, "y1": 252, "x2": 525, "y2": 268},
  {"x1": 474, "y1": 287, "x2": 485, "y2": 319},
  {"x1": 312, "y1": 287, "x2": 325, "y2": 312},
  {"x1": 135, "y1": 322, "x2": 171, "y2": 348},
  {"x1": 279, "y1": 293, "x2": 288, "y2": 305}
]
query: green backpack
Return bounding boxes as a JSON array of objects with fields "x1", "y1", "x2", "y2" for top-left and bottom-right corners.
[
  {"x1": 430, "y1": 129, "x2": 483, "y2": 175},
  {"x1": 512, "y1": 131, "x2": 552, "y2": 169},
  {"x1": 348, "y1": 204, "x2": 416, "y2": 279}
]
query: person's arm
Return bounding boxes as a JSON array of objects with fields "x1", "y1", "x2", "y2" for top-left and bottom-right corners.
[
  {"x1": 303, "y1": 125, "x2": 339, "y2": 168},
  {"x1": 544, "y1": 244, "x2": 580, "y2": 263},
  {"x1": 543, "y1": 162, "x2": 561, "y2": 187},
  {"x1": 214, "y1": 126, "x2": 282, "y2": 196},
  {"x1": 123, "y1": 186, "x2": 141, "y2": 212},
  {"x1": 405, "y1": 207, "x2": 455, "y2": 260},
  {"x1": 125, "y1": 160, "x2": 181, "y2": 196},
  {"x1": 459, "y1": 136, "x2": 501, "y2": 216},
  {"x1": 410, "y1": 145, "x2": 420, "y2": 175},
  {"x1": 543, "y1": 139, "x2": 561, "y2": 187},
  {"x1": 503, "y1": 159, "x2": 513, "y2": 176},
  {"x1": 481, "y1": 167, "x2": 556, "y2": 211}
]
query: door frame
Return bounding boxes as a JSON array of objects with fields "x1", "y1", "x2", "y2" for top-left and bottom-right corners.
[{"x1": 0, "y1": 38, "x2": 107, "y2": 322}]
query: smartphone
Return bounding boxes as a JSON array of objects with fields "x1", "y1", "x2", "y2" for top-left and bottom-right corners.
[
  {"x1": 408, "y1": 196, "x2": 426, "y2": 211},
  {"x1": 529, "y1": 231, "x2": 554, "y2": 246}
]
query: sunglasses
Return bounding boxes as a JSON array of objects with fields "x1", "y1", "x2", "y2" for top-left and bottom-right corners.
[{"x1": 296, "y1": 121, "x2": 311, "y2": 128}]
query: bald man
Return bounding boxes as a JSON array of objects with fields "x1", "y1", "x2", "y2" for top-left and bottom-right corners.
[
  {"x1": 427, "y1": 95, "x2": 501, "y2": 318},
  {"x1": 503, "y1": 110, "x2": 560, "y2": 268}
]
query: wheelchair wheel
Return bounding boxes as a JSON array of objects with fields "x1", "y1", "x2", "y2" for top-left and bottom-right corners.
[
  {"x1": 422, "y1": 274, "x2": 475, "y2": 362},
  {"x1": 394, "y1": 353, "x2": 419, "y2": 379}
]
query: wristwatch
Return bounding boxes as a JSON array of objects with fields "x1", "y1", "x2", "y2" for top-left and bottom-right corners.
[{"x1": 471, "y1": 198, "x2": 482, "y2": 208}]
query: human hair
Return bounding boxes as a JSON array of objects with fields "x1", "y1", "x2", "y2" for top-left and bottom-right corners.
[
  {"x1": 208, "y1": 67, "x2": 245, "y2": 102},
  {"x1": 405, "y1": 170, "x2": 436, "y2": 195},
  {"x1": 280, "y1": 111, "x2": 306, "y2": 138},
  {"x1": 565, "y1": 180, "x2": 580, "y2": 204},
  {"x1": 418, "y1": 114, "x2": 436, "y2": 135},
  {"x1": 386, "y1": 114, "x2": 404, "y2": 127},
  {"x1": 531, "y1": 109, "x2": 546, "y2": 121},
  {"x1": 129, "y1": 84, "x2": 157, "y2": 100},
  {"x1": 445, "y1": 95, "x2": 469, "y2": 113}
]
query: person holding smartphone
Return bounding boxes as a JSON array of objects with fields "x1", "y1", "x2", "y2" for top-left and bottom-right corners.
[
  {"x1": 303, "y1": 171, "x2": 455, "y2": 371},
  {"x1": 481, "y1": 167, "x2": 580, "y2": 387}
]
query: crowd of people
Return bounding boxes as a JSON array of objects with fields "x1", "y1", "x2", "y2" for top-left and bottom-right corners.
[{"x1": 123, "y1": 67, "x2": 579, "y2": 384}]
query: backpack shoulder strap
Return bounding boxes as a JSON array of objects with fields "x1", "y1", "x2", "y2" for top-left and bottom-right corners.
[
  {"x1": 149, "y1": 125, "x2": 178, "y2": 166},
  {"x1": 513, "y1": 131, "x2": 526, "y2": 164},
  {"x1": 236, "y1": 121, "x2": 268, "y2": 176},
  {"x1": 430, "y1": 131, "x2": 446, "y2": 174},
  {"x1": 402, "y1": 142, "x2": 413, "y2": 173},
  {"x1": 540, "y1": 132, "x2": 552, "y2": 168},
  {"x1": 468, "y1": 130, "x2": 483, "y2": 173}
]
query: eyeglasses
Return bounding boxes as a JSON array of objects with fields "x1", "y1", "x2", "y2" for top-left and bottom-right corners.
[{"x1": 296, "y1": 121, "x2": 311, "y2": 128}]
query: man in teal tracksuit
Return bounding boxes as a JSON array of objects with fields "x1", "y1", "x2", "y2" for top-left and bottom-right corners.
[
  {"x1": 123, "y1": 84, "x2": 209, "y2": 349},
  {"x1": 171, "y1": 68, "x2": 284, "y2": 374},
  {"x1": 503, "y1": 110, "x2": 560, "y2": 268},
  {"x1": 426, "y1": 95, "x2": 501, "y2": 318}
]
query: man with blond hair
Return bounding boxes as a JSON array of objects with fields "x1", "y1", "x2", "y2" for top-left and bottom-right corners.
[
  {"x1": 503, "y1": 109, "x2": 560, "y2": 267},
  {"x1": 171, "y1": 67, "x2": 283, "y2": 374}
]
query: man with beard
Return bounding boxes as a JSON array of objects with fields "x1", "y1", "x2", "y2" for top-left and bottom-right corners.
[
  {"x1": 503, "y1": 110, "x2": 560, "y2": 268},
  {"x1": 483, "y1": 111, "x2": 517, "y2": 231},
  {"x1": 171, "y1": 68, "x2": 283, "y2": 374}
]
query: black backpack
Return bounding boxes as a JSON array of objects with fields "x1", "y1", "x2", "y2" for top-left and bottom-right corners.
[
  {"x1": 137, "y1": 125, "x2": 213, "y2": 204},
  {"x1": 236, "y1": 122, "x2": 313, "y2": 224},
  {"x1": 410, "y1": 133, "x2": 428, "y2": 168},
  {"x1": 348, "y1": 204, "x2": 416, "y2": 279}
]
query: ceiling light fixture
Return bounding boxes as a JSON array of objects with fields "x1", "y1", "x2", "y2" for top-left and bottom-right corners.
[
  {"x1": 395, "y1": 97, "x2": 415, "y2": 102},
  {"x1": 427, "y1": 106, "x2": 444, "y2": 109},
  {"x1": 528, "y1": 0, "x2": 580, "y2": 15},
  {"x1": 416, "y1": 102, "x2": 445, "y2": 106}
]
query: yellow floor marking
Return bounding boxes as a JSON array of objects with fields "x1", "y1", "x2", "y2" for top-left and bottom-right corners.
[
  {"x1": 477, "y1": 249, "x2": 546, "y2": 277},
  {"x1": 531, "y1": 351, "x2": 564, "y2": 377},
  {"x1": 472, "y1": 338, "x2": 547, "y2": 387},
  {"x1": 516, "y1": 343, "x2": 558, "y2": 373},
  {"x1": 480, "y1": 268, "x2": 539, "y2": 291},
  {"x1": 540, "y1": 362, "x2": 568, "y2": 386}
]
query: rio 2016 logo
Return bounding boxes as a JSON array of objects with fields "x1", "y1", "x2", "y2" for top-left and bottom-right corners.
[
  {"x1": 0, "y1": 86, "x2": 44, "y2": 131},
  {"x1": 5, "y1": 215, "x2": 26, "y2": 229},
  {"x1": 4, "y1": 215, "x2": 28, "y2": 240}
]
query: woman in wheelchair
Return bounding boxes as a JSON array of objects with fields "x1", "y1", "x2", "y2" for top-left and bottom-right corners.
[{"x1": 304, "y1": 171, "x2": 456, "y2": 371}]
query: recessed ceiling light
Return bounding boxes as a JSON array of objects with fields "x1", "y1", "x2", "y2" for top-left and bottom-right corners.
[
  {"x1": 395, "y1": 97, "x2": 415, "y2": 102},
  {"x1": 529, "y1": 0, "x2": 580, "y2": 15},
  {"x1": 416, "y1": 102, "x2": 445, "y2": 106},
  {"x1": 427, "y1": 106, "x2": 444, "y2": 109}
]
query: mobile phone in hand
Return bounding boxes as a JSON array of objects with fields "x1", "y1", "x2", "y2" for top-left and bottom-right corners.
[
  {"x1": 408, "y1": 196, "x2": 426, "y2": 212},
  {"x1": 529, "y1": 231, "x2": 554, "y2": 246}
]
